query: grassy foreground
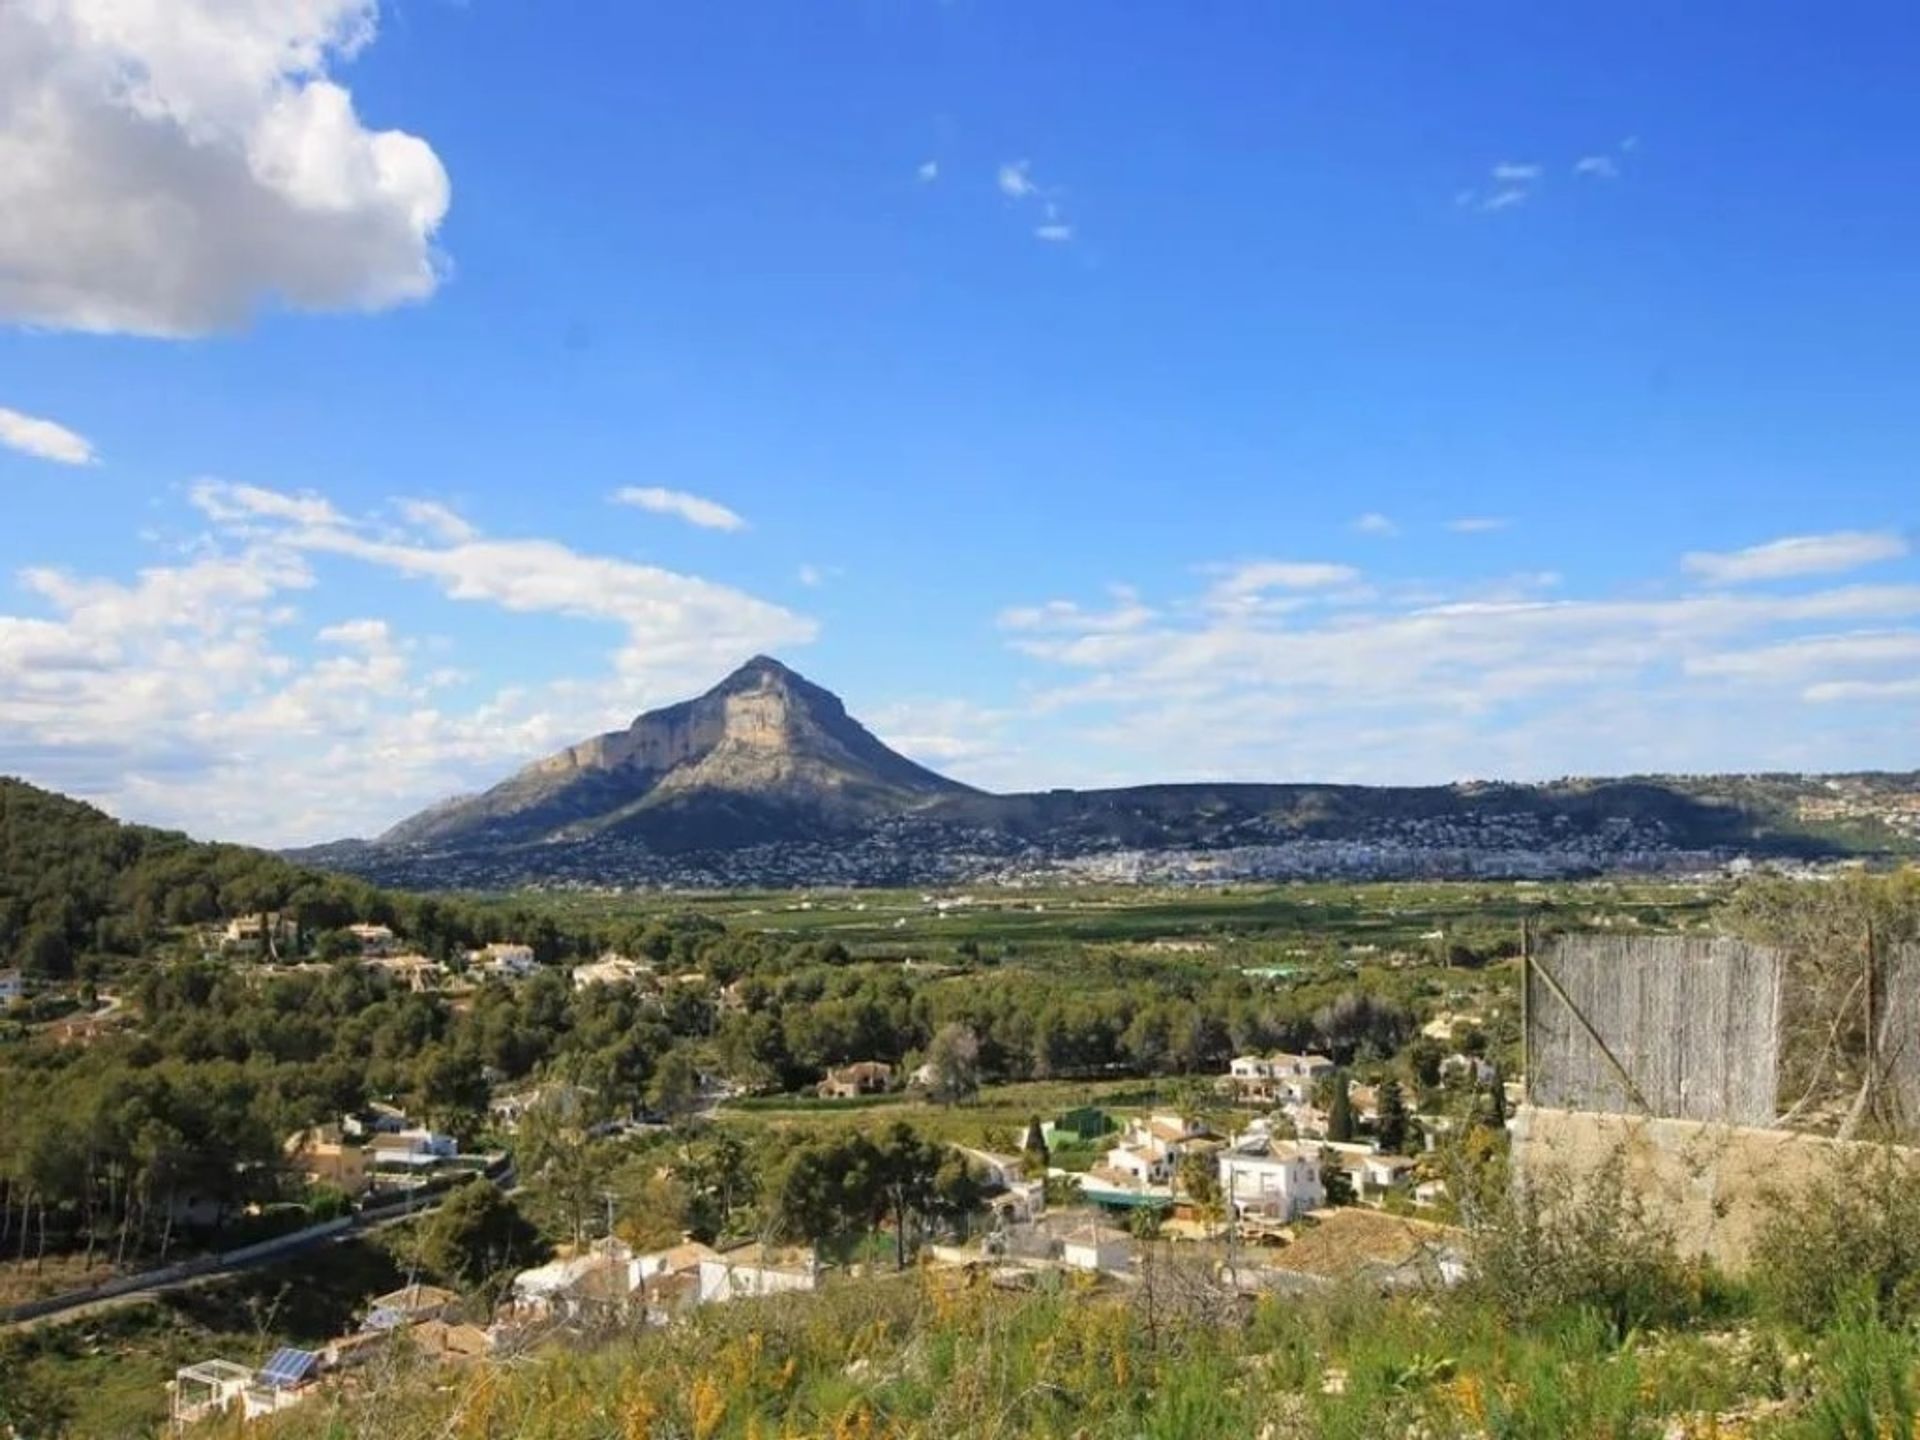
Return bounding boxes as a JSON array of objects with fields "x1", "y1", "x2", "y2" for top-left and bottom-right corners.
[{"x1": 237, "y1": 1269, "x2": 1903, "y2": 1440}]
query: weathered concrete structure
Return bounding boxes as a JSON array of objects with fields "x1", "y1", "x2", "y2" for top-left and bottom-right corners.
[{"x1": 1510, "y1": 1105, "x2": 1883, "y2": 1270}]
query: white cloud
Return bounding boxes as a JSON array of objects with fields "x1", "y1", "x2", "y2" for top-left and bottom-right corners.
[
  {"x1": 190, "y1": 479, "x2": 348, "y2": 529},
  {"x1": 0, "y1": 405, "x2": 97, "y2": 465},
  {"x1": 997, "y1": 160, "x2": 1038, "y2": 199},
  {"x1": 1352, "y1": 512, "x2": 1398, "y2": 537},
  {"x1": 0, "y1": 0, "x2": 449, "y2": 337},
  {"x1": 997, "y1": 161, "x2": 1076, "y2": 241},
  {"x1": 316, "y1": 617, "x2": 393, "y2": 650},
  {"x1": 0, "y1": 481, "x2": 819, "y2": 844},
  {"x1": 1207, "y1": 561, "x2": 1361, "y2": 598},
  {"x1": 396, "y1": 498, "x2": 477, "y2": 543},
  {"x1": 797, "y1": 564, "x2": 843, "y2": 589},
  {"x1": 1491, "y1": 162, "x2": 1542, "y2": 183},
  {"x1": 1574, "y1": 155, "x2": 1620, "y2": 180},
  {"x1": 1446, "y1": 516, "x2": 1510, "y2": 533},
  {"x1": 611, "y1": 485, "x2": 747, "y2": 533},
  {"x1": 999, "y1": 589, "x2": 1156, "y2": 636},
  {"x1": 999, "y1": 566, "x2": 1920, "y2": 785},
  {"x1": 867, "y1": 697, "x2": 1013, "y2": 776},
  {"x1": 1481, "y1": 189, "x2": 1530, "y2": 213},
  {"x1": 1683, "y1": 531, "x2": 1910, "y2": 585},
  {"x1": 917, "y1": 160, "x2": 939, "y2": 183}
]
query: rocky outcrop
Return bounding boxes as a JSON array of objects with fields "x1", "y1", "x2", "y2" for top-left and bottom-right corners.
[{"x1": 379, "y1": 656, "x2": 971, "y2": 851}]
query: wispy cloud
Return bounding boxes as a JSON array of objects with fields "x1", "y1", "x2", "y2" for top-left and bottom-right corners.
[
  {"x1": 396, "y1": 498, "x2": 477, "y2": 544},
  {"x1": 1683, "y1": 531, "x2": 1910, "y2": 585},
  {"x1": 997, "y1": 161, "x2": 1038, "y2": 199},
  {"x1": 1446, "y1": 516, "x2": 1510, "y2": 534},
  {"x1": 0, "y1": 405, "x2": 97, "y2": 466},
  {"x1": 1353, "y1": 513, "x2": 1399, "y2": 537},
  {"x1": 611, "y1": 485, "x2": 747, "y2": 533},
  {"x1": 1207, "y1": 560, "x2": 1361, "y2": 598},
  {"x1": 998, "y1": 161, "x2": 1076, "y2": 242},
  {"x1": 917, "y1": 160, "x2": 939, "y2": 184},
  {"x1": 998, "y1": 553, "x2": 1920, "y2": 787},
  {"x1": 1462, "y1": 139, "x2": 1634, "y2": 212}
]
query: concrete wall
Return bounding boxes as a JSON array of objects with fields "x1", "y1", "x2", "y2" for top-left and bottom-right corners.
[{"x1": 1511, "y1": 1104, "x2": 1898, "y2": 1272}]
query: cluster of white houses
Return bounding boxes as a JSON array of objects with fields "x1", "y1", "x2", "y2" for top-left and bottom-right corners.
[{"x1": 1068, "y1": 1047, "x2": 1472, "y2": 1223}]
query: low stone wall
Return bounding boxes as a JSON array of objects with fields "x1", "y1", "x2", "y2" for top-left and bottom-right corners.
[{"x1": 1510, "y1": 1105, "x2": 1898, "y2": 1272}]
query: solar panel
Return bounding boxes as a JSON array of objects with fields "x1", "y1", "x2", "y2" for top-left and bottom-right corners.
[{"x1": 258, "y1": 1347, "x2": 318, "y2": 1389}]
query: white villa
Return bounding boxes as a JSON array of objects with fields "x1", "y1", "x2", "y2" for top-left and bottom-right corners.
[
  {"x1": 572, "y1": 953, "x2": 653, "y2": 990},
  {"x1": 469, "y1": 943, "x2": 538, "y2": 980},
  {"x1": 1218, "y1": 1141, "x2": 1325, "y2": 1223},
  {"x1": 1226, "y1": 1052, "x2": 1335, "y2": 1106}
]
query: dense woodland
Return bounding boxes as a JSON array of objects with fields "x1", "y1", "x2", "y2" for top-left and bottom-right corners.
[{"x1": 0, "y1": 778, "x2": 1478, "y2": 1276}]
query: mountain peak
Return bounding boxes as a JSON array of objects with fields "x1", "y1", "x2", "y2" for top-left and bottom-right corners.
[{"x1": 379, "y1": 657, "x2": 972, "y2": 851}]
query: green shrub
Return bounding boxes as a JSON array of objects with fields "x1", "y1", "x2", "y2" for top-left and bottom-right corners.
[
  {"x1": 1752, "y1": 1147, "x2": 1920, "y2": 1331},
  {"x1": 1462, "y1": 1152, "x2": 1698, "y2": 1337}
]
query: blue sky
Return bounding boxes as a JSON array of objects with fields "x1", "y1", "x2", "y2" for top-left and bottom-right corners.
[{"x1": 1, "y1": 1, "x2": 1916, "y2": 845}]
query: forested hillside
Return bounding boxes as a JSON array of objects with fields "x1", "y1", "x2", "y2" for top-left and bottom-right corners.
[{"x1": 0, "y1": 777, "x2": 627, "y2": 979}]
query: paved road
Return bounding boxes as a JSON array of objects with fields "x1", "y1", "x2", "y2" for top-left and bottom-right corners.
[{"x1": 1, "y1": 1165, "x2": 514, "y2": 1334}]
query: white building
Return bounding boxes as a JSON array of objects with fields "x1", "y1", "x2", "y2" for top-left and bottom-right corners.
[
  {"x1": 572, "y1": 953, "x2": 652, "y2": 990},
  {"x1": 1226, "y1": 1052, "x2": 1335, "y2": 1106},
  {"x1": 1058, "y1": 1222, "x2": 1132, "y2": 1275},
  {"x1": 1339, "y1": 1151, "x2": 1419, "y2": 1204},
  {"x1": 470, "y1": 943, "x2": 538, "y2": 980},
  {"x1": 1218, "y1": 1144, "x2": 1325, "y2": 1223},
  {"x1": 223, "y1": 913, "x2": 297, "y2": 952},
  {"x1": 367, "y1": 1128, "x2": 459, "y2": 1173},
  {"x1": 697, "y1": 1243, "x2": 819, "y2": 1304}
]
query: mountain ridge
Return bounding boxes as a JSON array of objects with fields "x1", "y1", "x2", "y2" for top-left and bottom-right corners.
[{"x1": 318, "y1": 657, "x2": 1920, "y2": 888}]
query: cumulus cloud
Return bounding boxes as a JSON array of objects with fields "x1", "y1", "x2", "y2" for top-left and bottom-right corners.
[
  {"x1": 1683, "y1": 531, "x2": 1910, "y2": 585},
  {"x1": 0, "y1": 0, "x2": 450, "y2": 337},
  {"x1": 0, "y1": 405, "x2": 97, "y2": 465},
  {"x1": 612, "y1": 485, "x2": 747, "y2": 533},
  {"x1": 1352, "y1": 512, "x2": 1398, "y2": 537}
]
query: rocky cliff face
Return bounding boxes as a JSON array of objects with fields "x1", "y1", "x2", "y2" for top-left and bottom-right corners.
[{"x1": 380, "y1": 656, "x2": 971, "y2": 850}]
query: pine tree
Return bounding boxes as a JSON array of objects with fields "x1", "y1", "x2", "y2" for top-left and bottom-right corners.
[
  {"x1": 1327, "y1": 1071, "x2": 1355, "y2": 1142},
  {"x1": 1375, "y1": 1077, "x2": 1409, "y2": 1153}
]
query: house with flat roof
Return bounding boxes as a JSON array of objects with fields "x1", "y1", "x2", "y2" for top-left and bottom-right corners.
[{"x1": 697, "y1": 1243, "x2": 819, "y2": 1304}]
